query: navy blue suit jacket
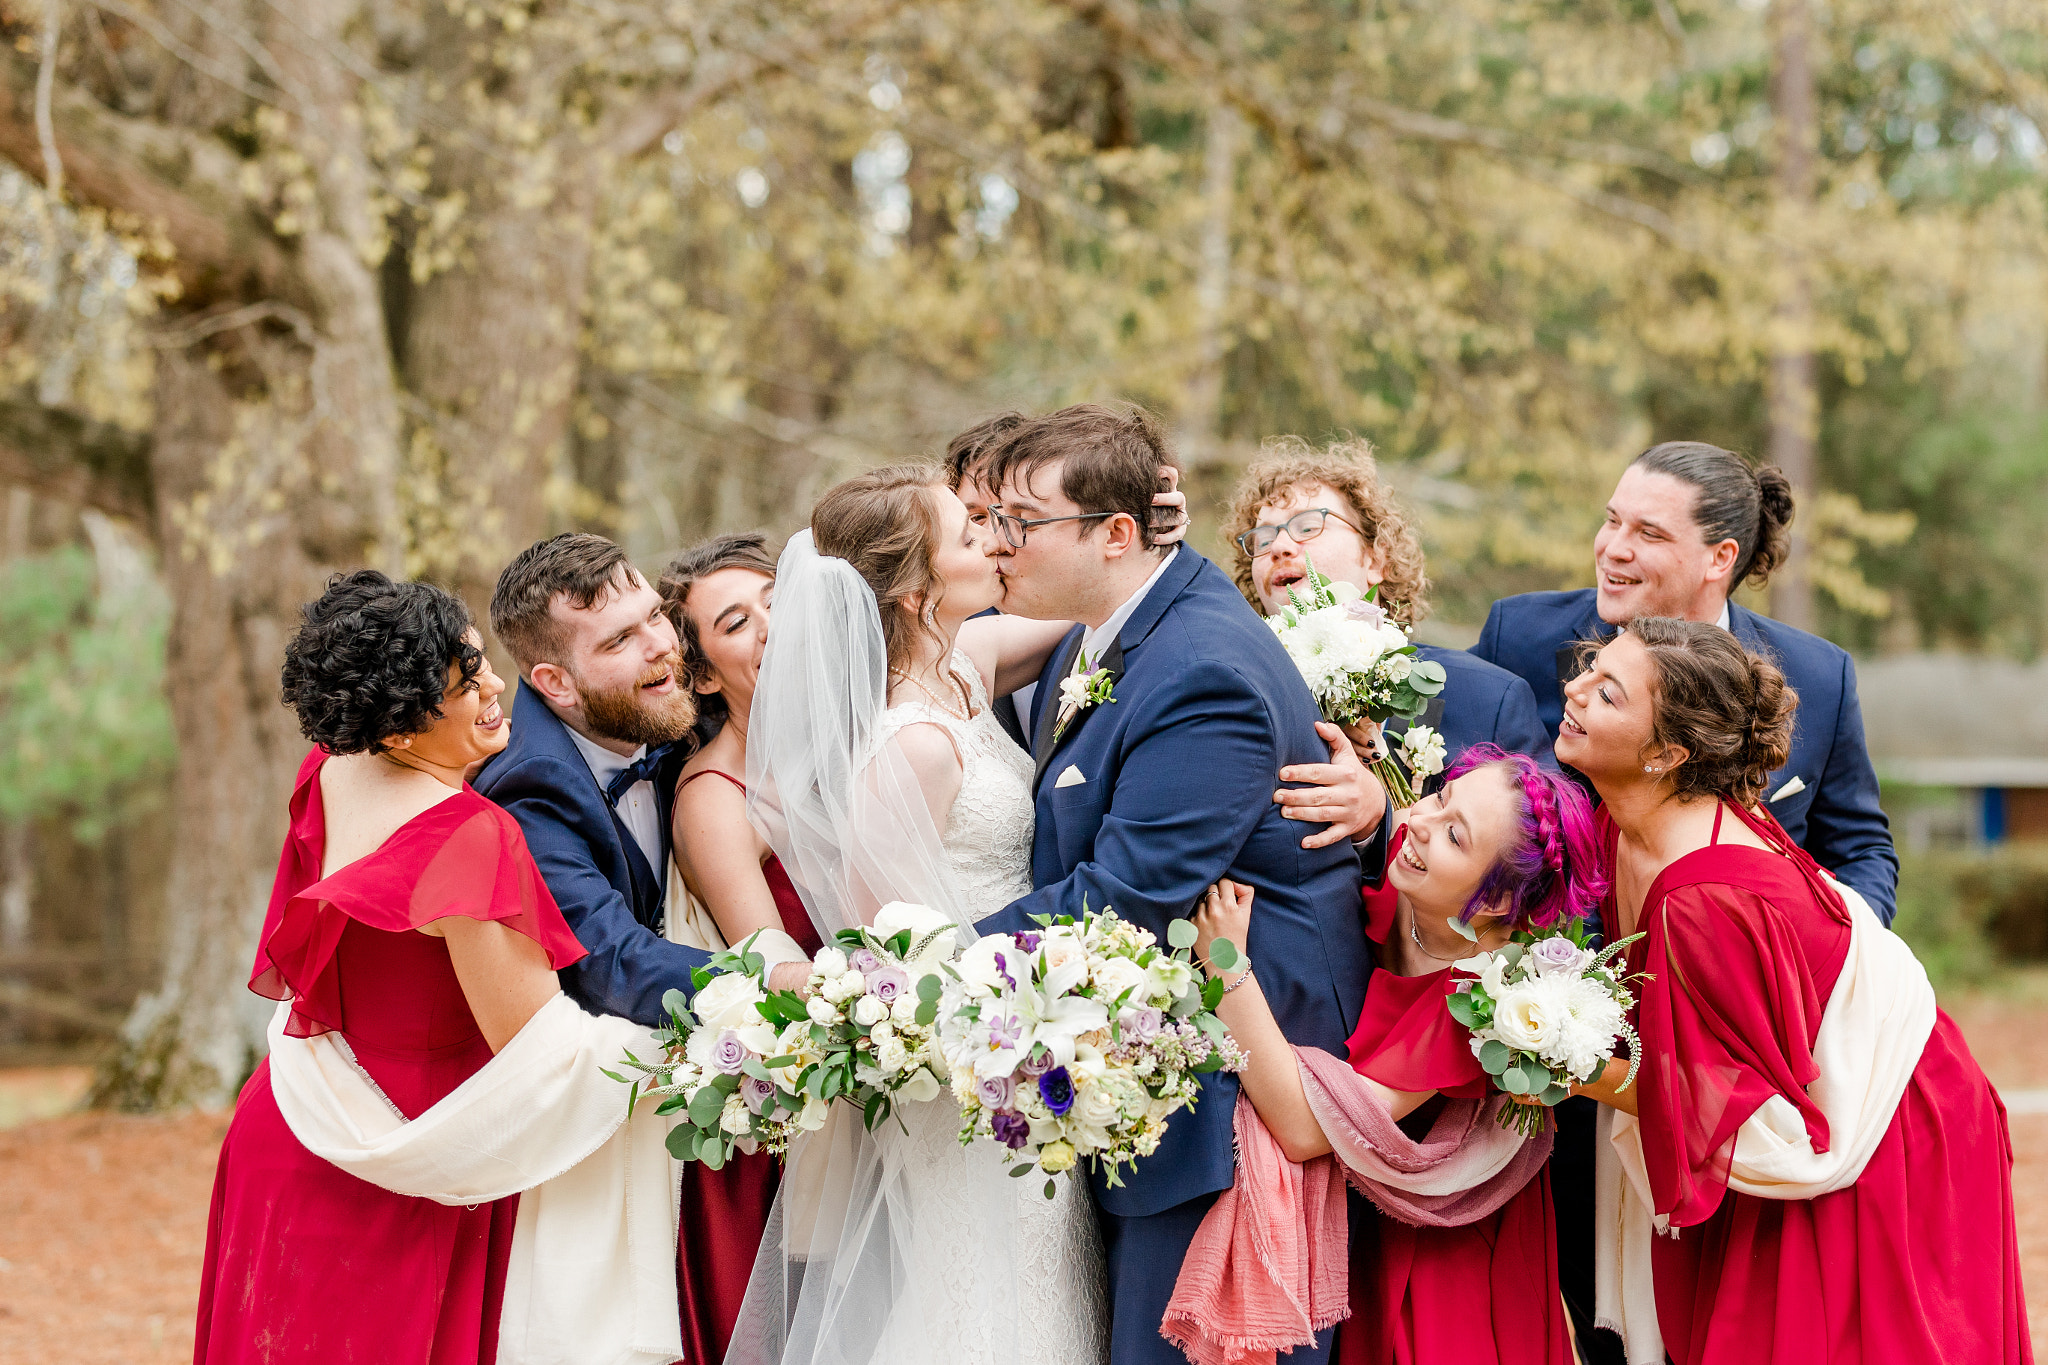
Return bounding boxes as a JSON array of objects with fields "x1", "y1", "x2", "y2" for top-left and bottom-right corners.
[
  {"x1": 1397, "y1": 644, "x2": 1550, "y2": 787},
  {"x1": 1473, "y1": 589, "x2": 1899, "y2": 923},
  {"x1": 977, "y1": 551, "x2": 1373, "y2": 1219},
  {"x1": 473, "y1": 679, "x2": 710, "y2": 1024}
]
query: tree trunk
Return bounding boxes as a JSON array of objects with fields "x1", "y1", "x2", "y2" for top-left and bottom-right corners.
[{"x1": 1767, "y1": 0, "x2": 1819, "y2": 630}]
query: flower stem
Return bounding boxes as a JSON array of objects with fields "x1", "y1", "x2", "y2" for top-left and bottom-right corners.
[{"x1": 1371, "y1": 755, "x2": 1418, "y2": 809}]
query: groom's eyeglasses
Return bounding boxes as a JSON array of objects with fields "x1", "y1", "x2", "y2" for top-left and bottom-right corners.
[
  {"x1": 988, "y1": 508, "x2": 1116, "y2": 549},
  {"x1": 1236, "y1": 507, "x2": 1366, "y2": 559}
]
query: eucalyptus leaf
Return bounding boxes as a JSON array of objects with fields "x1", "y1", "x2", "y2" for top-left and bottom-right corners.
[
  {"x1": 917, "y1": 974, "x2": 944, "y2": 1002},
  {"x1": 1478, "y1": 1040, "x2": 1512, "y2": 1075},
  {"x1": 1446, "y1": 993, "x2": 1479, "y2": 1027},
  {"x1": 1446, "y1": 915, "x2": 1480, "y2": 943},
  {"x1": 915, "y1": 999, "x2": 938, "y2": 1027},
  {"x1": 700, "y1": 1138, "x2": 727, "y2": 1171},
  {"x1": 1501, "y1": 1066, "x2": 1531, "y2": 1095},
  {"x1": 1541, "y1": 1083, "x2": 1572, "y2": 1106},
  {"x1": 662, "y1": 988, "x2": 690, "y2": 1021},
  {"x1": 1009, "y1": 1163, "x2": 1034, "y2": 1178},
  {"x1": 1209, "y1": 937, "x2": 1240, "y2": 971},
  {"x1": 1167, "y1": 919, "x2": 1198, "y2": 950},
  {"x1": 688, "y1": 1087, "x2": 725, "y2": 1128}
]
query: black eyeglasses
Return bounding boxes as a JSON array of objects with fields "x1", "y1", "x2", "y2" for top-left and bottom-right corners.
[
  {"x1": 988, "y1": 508, "x2": 1116, "y2": 549},
  {"x1": 1235, "y1": 507, "x2": 1366, "y2": 559}
]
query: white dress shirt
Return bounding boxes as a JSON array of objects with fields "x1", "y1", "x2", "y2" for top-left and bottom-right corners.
[
  {"x1": 1078, "y1": 547, "x2": 1180, "y2": 671},
  {"x1": 1716, "y1": 601, "x2": 1732, "y2": 631},
  {"x1": 566, "y1": 727, "x2": 665, "y2": 878}
]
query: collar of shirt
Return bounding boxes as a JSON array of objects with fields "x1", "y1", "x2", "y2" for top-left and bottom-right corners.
[
  {"x1": 1715, "y1": 600, "x2": 1731, "y2": 632},
  {"x1": 565, "y1": 725, "x2": 648, "y2": 789},
  {"x1": 1078, "y1": 547, "x2": 1179, "y2": 669}
]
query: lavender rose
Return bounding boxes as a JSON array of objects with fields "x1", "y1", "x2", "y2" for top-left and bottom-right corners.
[
  {"x1": 1038, "y1": 1066, "x2": 1075, "y2": 1117},
  {"x1": 1118, "y1": 1006, "x2": 1165, "y2": 1043},
  {"x1": 741, "y1": 1073, "x2": 778, "y2": 1113},
  {"x1": 866, "y1": 966, "x2": 911, "y2": 1005},
  {"x1": 1016, "y1": 1045, "x2": 1053, "y2": 1078},
  {"x1": 850, "y1": 947, "x2": 884, "y2": 975},
  {"x1": 976, "y1": 1074, "x2": 1016, "y2": 1110},
  {"x1": 1528, "y1": 937, "x2": 1590, "y2": 978},
  {"x1": 1342, "y1": 598, "x2": 1386, "y2": 627},
  {"x1": 991, "y1": 1110, "x2": 1032, "y2": 1150},
  {"x1": 710, "y1": 1029, "x2": 750, "y2": 1076}
]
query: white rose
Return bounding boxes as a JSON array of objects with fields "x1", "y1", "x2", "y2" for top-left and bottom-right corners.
[
  {"x1": 869, "y1": 1019, "x2": 895, "y2": 1044},
  {"x1": 822, "y1": 970, "x2": 865, "y2": 1004},
  {"x1": 891, "y1": 995, "x2": 922, "y2": 1024},
  {"x1": 899, "y1": 1067, "x2": 942, "y2": 1104},
  {"x1": 719, "y1": 1094, "x2": 752, "y2": 1135},
  {"x1": 693, "y1": 971, "x2": 767, "y2": 1032},
  {"x1": 1090, "y1": 955, "x2": 1148, "y2": 1003},
  {"x1": 733, "y1": 1022, "x2": 780, "y2": 1057},
  {"x1": 1383, "y1": 652, "x2": 1412, "y2": 682},
  {"x1": 852, "y1": 994, "x2": 888, "y2": 1027},
  {"x1": 1040, "y1": 930, "x2": 1085, "y2": 975},
  {"x1": 872, "y1": 903, "x2": 960, "y2": 963},
  {"x1": 1059, "y1": 673, "x2": 1092, "y2": 708},
  {"x1": 875, "y1": 1036, "x2": 910, "y2": 1073},
  {"x1": 1072, "y1": 1080, "x2": 1122, "y2": 1130},
  {"x1": 806, "y1": 995, "x2": 839, "y2": 1025},
  {"x1": 1489, "y1": 978, "x2": 1570, "y2": 1056},
  {"x1": 684, "y1": 1027, "x2": 717, "y2": 1068},
  {"x1": 812, "y1": 947, "x2": 849, "y2": 979}
]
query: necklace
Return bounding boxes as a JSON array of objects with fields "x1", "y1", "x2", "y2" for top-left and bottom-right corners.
[
  {"x1": 1408, "y1": 909, "x2": 1457, "y2": 962},
  {"x1": 890, "y1": 666, "x2": 969, "y2": 720}
]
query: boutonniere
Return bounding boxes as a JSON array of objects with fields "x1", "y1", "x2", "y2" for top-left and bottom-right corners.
[{"x1": 1053, "y1": 657, "x2": 1116, "y2": 741}]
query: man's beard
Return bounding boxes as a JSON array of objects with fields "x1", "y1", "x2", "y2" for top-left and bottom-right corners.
[{"x1": 574, "y1": 652, "x2": 697, "y2": 747}]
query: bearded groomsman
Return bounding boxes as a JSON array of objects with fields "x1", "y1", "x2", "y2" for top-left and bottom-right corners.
[
  {"x1": 1472, "y1": 441, "x2": 1897, "y2": 1365},
  {"x1": 476, "y1": 534, "x2": 809, "y2": 1026},
  {"x1": 1221, "y1": 436, "x2": 1549, "y2": 791}
]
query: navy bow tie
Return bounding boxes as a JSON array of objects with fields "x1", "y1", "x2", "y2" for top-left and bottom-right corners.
[{"x1": 605, "y1": 750, "x2": 667, "y2": 805}]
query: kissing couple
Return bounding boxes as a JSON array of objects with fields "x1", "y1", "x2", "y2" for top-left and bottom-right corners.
[{"x1": 724, "y1": 403, "x2": 1381, "y2": 1365}]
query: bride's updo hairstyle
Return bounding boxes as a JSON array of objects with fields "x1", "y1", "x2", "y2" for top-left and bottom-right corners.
[
  {"x1": 1630, "y1": 441, "x2": 1796, "y2": 591},
  {"x1": 810, "y1": 463, "x2": 950, "y2": 672},
  {"x1": 1626, "y1": 616, "x2": 1798, "y2": 807}
]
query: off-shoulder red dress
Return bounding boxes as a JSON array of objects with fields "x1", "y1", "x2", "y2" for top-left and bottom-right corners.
[
  {"x1": 193, "y1": 750, "x2": 588, "y2": 1365},
  {"x1": 1614, "y1": 800, "x2": 2031, "y2": 1365},
  {"x1": 1334, "y1": 826, "x2": 1572, "y2": 1365},
  {"x1": 673, "y1": 769, "x2": 825, "y2": 1365}
]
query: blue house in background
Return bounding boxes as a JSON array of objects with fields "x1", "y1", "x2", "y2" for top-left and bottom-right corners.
[{"x1": 1858, "y1": 655, "x2": 2048, "y2": 847}]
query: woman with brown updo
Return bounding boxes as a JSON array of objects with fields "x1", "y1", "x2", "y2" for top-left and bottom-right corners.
[{"x1": 1556, "y1": 619, "x2": 2028, "y2": 1365}]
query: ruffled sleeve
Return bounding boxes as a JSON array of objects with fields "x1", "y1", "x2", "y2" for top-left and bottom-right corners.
[
  {"x1": 1345, "y1": 965, "x2": 1488, "y2": 1098},
  {"x1": 1634, "y1": 876, "x2": 1832, "y2": 1226},
  {"x1": 251, "y1": 788, "x2": 587, "y2": 1038}
]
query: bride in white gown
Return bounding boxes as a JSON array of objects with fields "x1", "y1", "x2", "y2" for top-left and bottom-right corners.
[{"x1": 729, "y1": 467, "x2": 1107, "y2": 1365}]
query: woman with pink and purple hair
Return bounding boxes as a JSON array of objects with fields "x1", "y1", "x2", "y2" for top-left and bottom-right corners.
[{"x1": 1188, "y1": 744, "x2": 1604, "y2": 1365}]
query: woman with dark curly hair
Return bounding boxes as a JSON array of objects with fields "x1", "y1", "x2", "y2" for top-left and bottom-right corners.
[
  {"x1": 1557, "y1": 620, "x2": 2027, "y2": 1365},
  {"x1": 193, "y1": 570, "x2": 589, "y2": 1365}
]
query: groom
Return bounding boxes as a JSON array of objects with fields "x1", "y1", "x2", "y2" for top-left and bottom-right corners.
[{"x1": 975, "y1": 406, "x2": 1374, "y2": 1365}]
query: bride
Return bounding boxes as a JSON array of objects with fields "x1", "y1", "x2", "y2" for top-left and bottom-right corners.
[{"x1": 728, "y1": 464, "x2": 1110, "y2": 1365}]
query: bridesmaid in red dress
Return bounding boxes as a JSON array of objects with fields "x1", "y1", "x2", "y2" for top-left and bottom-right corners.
[
  {"x1": 1558, "y1": 618, "x2": 2030, "y2": 1365},
  {"x1": 194, "y1": 571, "x2": 590, "y2": 1365},
  {"x1": 659, "y1": 535, "x2": 825, "y2": 1365},
  {"x1": 1193, "y1": 743, "x2": 1604, "y2": 1365}
]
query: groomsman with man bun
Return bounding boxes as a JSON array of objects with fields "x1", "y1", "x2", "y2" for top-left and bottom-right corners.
[
  {"x1": 1472, "y1": 440, "x2": 1898, "y2": 1365},
  {"x1": 1222, "y1": 436, "x2": 1550, "y2": 788},
  {"x1": 1474, "y1": 441, "x2": 1897, "y2": 919}
]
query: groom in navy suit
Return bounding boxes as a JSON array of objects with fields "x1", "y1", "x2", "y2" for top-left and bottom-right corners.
[
  {"x1": 974, "y1": 407, "x2": 1375, "y2": 1365},
  {"x1": 475, "y1": 534, "x2": 808, "y2": 1026}
]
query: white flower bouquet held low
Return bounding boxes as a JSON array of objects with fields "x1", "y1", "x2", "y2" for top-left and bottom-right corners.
[
  {"x1": 938, "y1": 906, "x2": 1245, "y2": 1199},
  {"x1": 1266, "y1": 559, "x2": 1448, "y2": 805},
  {"x1": 1446, "y1": 920, "x2": 1649, "y2": 1137},
  {"x1": 608, "y1": 903, "x2": 959, "y2": 1166}
]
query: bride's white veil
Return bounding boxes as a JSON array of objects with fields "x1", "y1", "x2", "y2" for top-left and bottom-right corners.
[{"x1": 730, "y1": 528, "x2": 1025, "y2": 1365}]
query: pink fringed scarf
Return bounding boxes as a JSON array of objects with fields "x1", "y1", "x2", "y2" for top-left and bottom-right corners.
[{"x1": 1162, "y1": 1048, "x2": 1554, "y2": 1365}]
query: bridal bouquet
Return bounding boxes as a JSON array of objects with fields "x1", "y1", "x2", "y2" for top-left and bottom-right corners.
[
  {"x1": 609, "y1": 904, "x2": 957, "y2": 1167},
  {"x1": 1267, "y1": 559, "x2": 1448, "y2": 805},
  {"x1": 938, "y1": 907, "x2": 1245, "y2": 1198},
  {"x1": 1446, "y1": 921, "x2": 1646, "y2": 1137}
]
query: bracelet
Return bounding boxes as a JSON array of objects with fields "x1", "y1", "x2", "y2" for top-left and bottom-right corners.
[{"x1": 1220, "y1": 962, "x2": 1255, "y2": 994}]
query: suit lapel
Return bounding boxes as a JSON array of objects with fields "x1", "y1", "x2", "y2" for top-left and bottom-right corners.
[{"x1": 1034, "y1": 635, "x2": 1123, "y2": 790}]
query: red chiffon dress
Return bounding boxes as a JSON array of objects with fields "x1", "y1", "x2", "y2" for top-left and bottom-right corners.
[
  {"x1": 673, "y1": 769, "x2": 825, "y2": 1365},
  {"x1": 193, "y1": 750, "x2": 588, "y2": 1365},
  {"x1": 1334, "y1": 827, "x2": 1572, "y2": 1365},
  {"x1": 1613, "y1": 799, "x2": 2031, "y2": 1365}
]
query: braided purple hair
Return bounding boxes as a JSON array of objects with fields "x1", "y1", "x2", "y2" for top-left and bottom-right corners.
[{"x1": 1439, "y1": 743, "x2": 1607, "y2": 930}]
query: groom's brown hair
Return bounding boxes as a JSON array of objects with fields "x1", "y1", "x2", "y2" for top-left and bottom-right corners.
[
  {"x1": 491, "y1": 532, "x2": 637, "y2": 671},
  {"x1": 981, "y1": 404, "x2": 1181, "y2": 549}
]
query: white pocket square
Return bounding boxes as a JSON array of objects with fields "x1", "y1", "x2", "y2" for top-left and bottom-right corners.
[
  {"x1": 1054, "y1": 764, "x2": 1087, "y2": 789},
  {"x1": 1769, "y1": 776, "x2": 1806, "y2": 802}
]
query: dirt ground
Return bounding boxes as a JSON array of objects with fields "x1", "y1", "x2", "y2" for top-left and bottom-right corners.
[{"x1": 2, "y1": 1000, "x2": 2046, "y2": 1365}]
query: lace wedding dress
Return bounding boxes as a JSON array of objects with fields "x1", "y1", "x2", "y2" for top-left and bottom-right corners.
[{"x1": 866, "y1": 650, "x2": 1109, "y2": 1365}]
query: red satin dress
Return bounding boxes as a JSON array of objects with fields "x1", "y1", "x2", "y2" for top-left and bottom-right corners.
[
  {"x1": 1335, "y1": 827, "x2": 1571, "y2": 1365},
  {"x1": 193, "y1": 750, "x2": 588, "y2": 1365},
  {"x1": 1614, "y1": 800, "x2": 2031, "y2": 1365},
  {"x1": 673, "y1": 769, "x2": 825, "y2": 1365}
]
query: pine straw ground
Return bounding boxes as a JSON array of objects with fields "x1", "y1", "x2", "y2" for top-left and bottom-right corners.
[{"x1": 3, "y1": 990, "x2": 2048, "y2": 1365}]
